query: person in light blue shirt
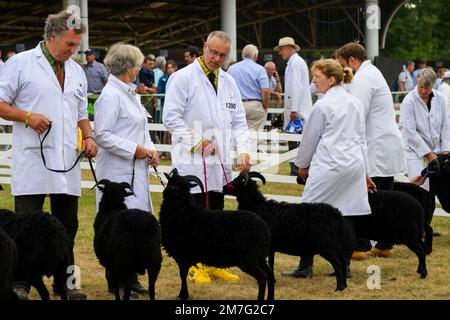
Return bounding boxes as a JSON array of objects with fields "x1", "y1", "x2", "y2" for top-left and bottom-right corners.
[
  {"x1": 83, "y1": 49, "x2": 109, "y2": 93},
  {"x1": 227, "y1": 44, "x2": 270, "y2": 133},
  {"x1": 412, "y1": 59, "x2": 427, "y2": 87}
]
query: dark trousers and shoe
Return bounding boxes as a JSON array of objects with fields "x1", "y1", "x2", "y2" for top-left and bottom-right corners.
[
  {"x1": 282, "y1": 217, "x2": 356, "y2": 279},
  {"x1": 14, "y1": 194, "x2": 86, "y2": 300},
  {"x1": 106, "y1": 270, "x2": 146, "y2": 297},
  {"x1": 355, "y1": 176, "x2": 395, "y2": 258}
]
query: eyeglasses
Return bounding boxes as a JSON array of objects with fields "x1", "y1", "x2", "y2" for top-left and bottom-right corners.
[{"x1": 206, "y1": 44, "x2": 228, "y2": 60}]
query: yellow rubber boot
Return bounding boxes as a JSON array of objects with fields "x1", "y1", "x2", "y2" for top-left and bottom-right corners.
[
  {"x1": 370, "y1": 247, "x2": 395, "y2": 258},
  {"x1": 188, "y1": 263, "x2": 212, "y2": 284},
  {"x1": 209, "y1": 267, "x2": 240, "y2": 282},
  {"x1": 351, "y1": 251, "x2": 369, "y2": 261}
]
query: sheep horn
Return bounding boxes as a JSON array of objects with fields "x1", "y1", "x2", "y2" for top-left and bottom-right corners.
[
  {"x1": 248, "y1": 171, "x2": 266, "y2": 185},
  {"x1": 184, "y1": 175, "x2": 204, "y2": 193},
  {"x1": 91, "y1": 179, "x2": 110, "y2": 191}
]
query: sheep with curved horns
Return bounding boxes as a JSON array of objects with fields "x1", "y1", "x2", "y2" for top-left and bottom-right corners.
[
  {"x1": 94, "y1": 179, "x2": 162, "y2": 300},
  {"x1": 160, "y1": 168, "x2": 274, "y2": 300},
  {"x1": 223, "y1": 171, "x2": 347, "y2": 292}
]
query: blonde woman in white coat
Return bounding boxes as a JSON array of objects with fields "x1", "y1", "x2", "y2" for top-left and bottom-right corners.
[
  {"x1": 94, "y1": 43, "x2": 159, "y2": 295},
  {"x1": 282, "y1": 59, "x2": 376, "y2": 278},
  {"x1": 400, "y1": 68, "x2": 450, "y2": 190}
]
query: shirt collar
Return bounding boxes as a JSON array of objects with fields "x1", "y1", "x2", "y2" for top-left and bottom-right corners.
[
  {"x1": 108, "y1": 74, "x2": 137, "y2": 96},
  {"x1": 197, "y1": 56, "x2": 219, "y2": 78},
  {"x1": 287, "y1": 53, "x2": 298, "y2": 65},
  {"x1": 40, "y1": 41, "x2": 64, "y2": 72}
]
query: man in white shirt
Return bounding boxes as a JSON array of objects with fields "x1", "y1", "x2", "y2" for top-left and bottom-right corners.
[
  {"x1": 275, "y1": 37, "x2": 313, "y2": 177},
  {"x1": 398, "y1": 61, "x2": 415, "y2": 92},
  {"x1": 0, "y1": 10, "x2": 97, "y2": 300},
  {"x1": 336, "y1": 42, "x2": 406, "y2": 259}
]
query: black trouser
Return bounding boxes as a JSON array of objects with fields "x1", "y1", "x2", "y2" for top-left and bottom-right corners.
[
  {"x1": 298, "y1": 216, "x2": 356, "y2": 269},
  {"x1": 14, "y1": 194, "x2": 79, "y2": 290},
  {"x1": 354, "y1": 176, "x2": 394, "y2": 252},
  {"x1": 192, "y1": 191, "x2": 225, "y2": 210}
]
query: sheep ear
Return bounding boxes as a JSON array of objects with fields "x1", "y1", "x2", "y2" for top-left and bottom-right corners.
[
  {"x1": 0, "y1": 184, "x2": 3, "y2": 191},
  {"x1": 248, "y1": 171, "x2": 266, "y2": 185}
]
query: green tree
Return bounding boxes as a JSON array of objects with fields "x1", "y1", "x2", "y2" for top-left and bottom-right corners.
[{"x1": 383, "y1": 0, "x2": 450, "y2": 60}]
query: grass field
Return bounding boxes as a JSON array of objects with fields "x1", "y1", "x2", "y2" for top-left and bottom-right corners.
[{"x1": 1, "y1": 162, "x2": 450, "y2": 300}]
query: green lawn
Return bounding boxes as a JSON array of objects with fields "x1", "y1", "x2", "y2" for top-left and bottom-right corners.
[{"x1": 1, "y1": 162, "x2": 449, "y2": 300}]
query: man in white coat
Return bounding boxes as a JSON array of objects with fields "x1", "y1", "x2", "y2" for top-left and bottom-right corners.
[
  {"x1": 336, "y1": 42, "x2": 406, "y2": 259},
  {"x1": 163, "y1": 31, "x2": 250, "y2": 285},
  {"x1": 0, "y1": 11, "x2": 97, "y2": 300},
  {"x1": 275, "y1": 37, "x2": 313, "y2": 176},
  {"x1": 400, "y1": 68, "x2": 450, "y2": 188}
]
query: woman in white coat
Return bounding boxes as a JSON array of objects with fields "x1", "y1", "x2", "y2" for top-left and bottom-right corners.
[
  {"x1": 400, "y1": 68, "x2": 450, "y2": 190},
  {"x1": 282, "y1": 59, "x2": 376, "y2": 278},
  {"x1": 95, "y1": 43, "x2": 159, "y2": 213},
  {"x1": 438, "y1": 71, "x2": 450, "y2": 119},
  {"x1": 94, "y1": 43, "x2": 159, "y2": 295}
]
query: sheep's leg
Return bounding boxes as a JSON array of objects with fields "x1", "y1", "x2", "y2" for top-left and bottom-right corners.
[
  {"x1": 268, "y1": 249, "x2": 275, "y2": 272},
  {"x1": 321, "y1": 253, "x2": 345, "y2": 292},
  {"x1": 31, "y1": 277, "x2": 50, "y2": 300},
  {"x1": 54, "y1": 263, "x2": 68, "y2": 300},
  {"x1": 259, "y1": 260, "x2": 275, "y2": 301},
  {"x1": 177, "y1": 261, "x2": 190, "y2": 300},
  {"x1": 147, "y1": 260, "x2": 161, "y2": 300},
  {"x1": 338, "y1": 254, "x2": 347, "y2": 290},
  {"x1": 406, "y1": 241, "x2": 428, "y2": 279},
  {"x1": 122, "y1": 273, "x2": 134, "y2": 301},
  {"x1": 110, "y1": 269, "x2": 121, "y2": 301},
  {"x1": 239, "y1": 264, "x2": 267, "y2": 301},
  {"x1": 423, "y1": 224, "x2": 433, "y2": 255}
]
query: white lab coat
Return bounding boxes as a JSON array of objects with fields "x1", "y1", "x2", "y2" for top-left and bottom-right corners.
[
  {"x1": 0, "y1": 42, "x2": 88, "y2": 196},
  {"x1": 163, "y1": 59, "x2": 250, "y2": 193},
  {"x1": 399, "y1": 88, "x2": 450, "y2": 159},
  {"x1": 94, "y1": 75, "x2": 155, "y2": 212},
  {"x1": 438, "y1": 81, "x2": 450, "y2": 118},
  {"x1": 0, "y1": 60, "x2": 4, "y2": 72},
  {"x1": 283, "y1": 53, "x2": 313, "y2": 127},
  {"x1": 348, "y1": 60, "x2": 405, "y2": 177},
  {"x1": 295, "y1": 86, "x2": 371, "y2": 216}
]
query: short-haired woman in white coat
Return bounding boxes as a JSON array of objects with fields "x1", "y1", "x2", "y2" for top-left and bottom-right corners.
[
  {"x1": 400, "y1": 68, "x2": 450, "y2": 191},
  {"x1": 282, "y1": 59, "x2": 376, "y2": 278},
  {"x1": 94, "y1": 43, "x2": 160, "y2": 295}
]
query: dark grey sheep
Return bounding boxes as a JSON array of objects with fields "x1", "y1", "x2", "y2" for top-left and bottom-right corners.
[
  {"x1": 160, "y1": 169, "x2": 274, "y2": 300},
  {"x1": 223, "y1": 172, "x2": 347, "y2": 292},
  {"x1": 94, "y1": 179, "x2": 162, "y2": 301}
]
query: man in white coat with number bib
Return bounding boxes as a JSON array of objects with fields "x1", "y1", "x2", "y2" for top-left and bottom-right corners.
[
  {"x1": 0, "y1": 11, "x2": 97, "y2": 300},
  {"x1": 336, "y1": 42, "x2": 406, "y2": 258},
  {"x1": 163, "y1": 31, "x2": 250, "y2": 285}
]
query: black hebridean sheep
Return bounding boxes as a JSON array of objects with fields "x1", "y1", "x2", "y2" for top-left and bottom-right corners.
[
  {"x1": 0, "y1": 209, "x2": 69, "y2": 300},
  {"x1": 423, "y1": 153, "x2": 450, "y2": 213},
  {"x1": 223, "y1": 172, "x2": 347, "y2": 292},
  {"x1": 353, "y1": 189, "x2": 428, "y2": 278},
  {"x1": 0, "y1": 225, "x2": 18, "y2": 300},
  {"x1": 94, "y1": 179, "x2": 162, "y2": 301},
  {"x1": 160, "y1": 169, "x2": 275, "y2": 300},
  {"x1": 393, "y1": 182, "x2": 434, "y2": 254}
]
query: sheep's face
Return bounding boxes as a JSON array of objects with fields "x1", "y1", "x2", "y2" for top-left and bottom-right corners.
[
  {"x1": 427, "y1": 154, "x2": 450, "y2": 212},
  {"x1": 163, "y1": 169, "x2": 204, "y2": 194},
  {"x1": 95, "y1": 179, "x2": 135, "y2": 200},
  {"x1": 223, "y1": 172, "x2": 265, "y2": 196}
]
